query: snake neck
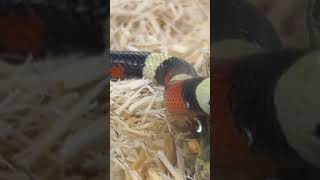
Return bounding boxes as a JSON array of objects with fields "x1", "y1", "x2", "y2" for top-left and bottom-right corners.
[{"x1": 212, "y1": 49, "x2": 310, "y2": 167}]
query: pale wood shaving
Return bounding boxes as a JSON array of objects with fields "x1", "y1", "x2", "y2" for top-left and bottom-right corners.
[{"x1": 13, "y1": 79, "x2": 107, "y2": 168}]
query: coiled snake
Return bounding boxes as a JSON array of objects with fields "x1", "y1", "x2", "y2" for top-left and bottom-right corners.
[{"x1": 110, "y1": 51, "x2": 210, "y2": 116}]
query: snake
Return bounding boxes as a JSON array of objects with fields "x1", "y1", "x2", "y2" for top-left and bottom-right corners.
[
  {"x1": 110, "y1": 51, "x2": 210, "y2": 116},
  {"x1": 213, "y1": 0, "x2": 320, "y2": 175}
]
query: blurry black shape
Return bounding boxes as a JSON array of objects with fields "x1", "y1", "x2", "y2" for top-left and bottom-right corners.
[
  {"x1": 0, "y1": 0, "x2": 107, "y2": 60},
  {"x1": 316, "y1": 124, "x2": 320, "y2": 139},
  {"x1": 212, "y1": 0, "x2": 281, "y2": 50}
]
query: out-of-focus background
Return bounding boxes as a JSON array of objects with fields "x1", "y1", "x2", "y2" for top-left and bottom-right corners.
[
  {"x1": 0, "y1": 1, "x2": 107, "y2": 180},
  {"x1": 249, "y1": 0, "x2": 315, "y2": 48}
]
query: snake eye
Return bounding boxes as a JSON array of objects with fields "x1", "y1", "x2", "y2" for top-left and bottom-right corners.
[{"x1": 239, "y1": 126, "x2": 254, "y2": 146}]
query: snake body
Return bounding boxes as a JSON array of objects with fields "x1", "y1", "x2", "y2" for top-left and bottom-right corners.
[{"x1": 110, "y1": 51, "x2": 210, "y2": 116}]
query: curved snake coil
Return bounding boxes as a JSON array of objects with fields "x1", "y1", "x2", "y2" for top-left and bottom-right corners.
[{"x1": 110, "y1": 51, "x2": 210, "y2": 116}]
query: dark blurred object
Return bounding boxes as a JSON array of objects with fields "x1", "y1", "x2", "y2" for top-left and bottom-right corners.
[
  {"x1": 307, "y1": 0, "x2": 320, "y2": 48},
  {"x1": 212, "y1": 0, "x2": 281, "y2": 51},
  {"x1": 0, "y1": 14, "x2": 45, "y2": 56},
  {"x1": 0, "y1": 0, "x2": 107, "y2": 62}
]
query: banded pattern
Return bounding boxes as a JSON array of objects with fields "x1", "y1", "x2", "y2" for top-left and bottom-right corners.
[{"x1": 110, "y1": 51, "x2": 210, "y2": 115}]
